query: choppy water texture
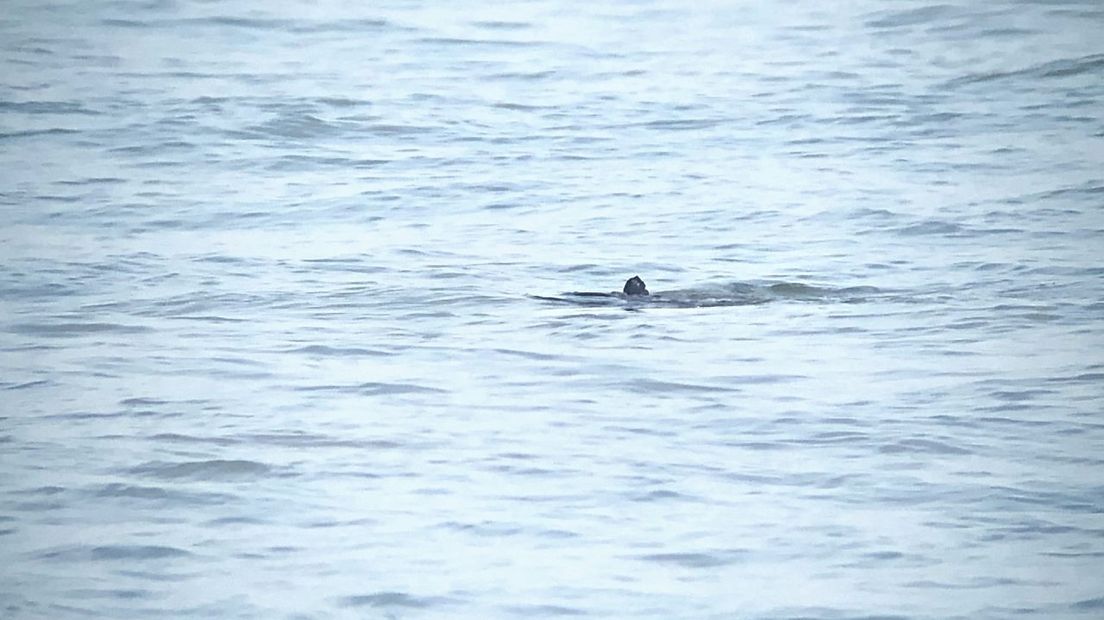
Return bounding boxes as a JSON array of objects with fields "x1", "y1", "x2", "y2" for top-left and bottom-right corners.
[{"x1": 2, "y1": 1, "x2": 1103, "y2": 618}]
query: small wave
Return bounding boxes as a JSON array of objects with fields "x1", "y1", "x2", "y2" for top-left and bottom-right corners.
[
  {"x1": 879, "y1": 438, "x2": 972, "y2": 455},
  {"x1": 945, "y1": 53, "x2": 1104, "y2": 87},
  {"x1": 0, "y1": 128, "x2": 81, "y2": 140},
  {"x1": 894, "y1": 220, "x2": 966, "y2": 236},
  {"x1": 865, "y1": 5, "x2": 959, "y2": 29},
  {"x1": 624, "y1": 378, "x2": 740, "y2": 394},
  {"x1": 128, "y1": 459, "x2": 271, "y2": 481},
  {"x1": 504, "y1": 604, "x2": 587, "y2": 616},
  {"x1": 94, "y1": 484, "x2": 171, "y2": 499},
  {"x1": 100, "y1": 18, "x2": 146, "y2": 28},
  {"x1": 294, "y1": 382, "x2": 445, "y2": 396},
  {"x1": 92, "y1": 545, "x2": 191, "y2": 560},
  {"x1": 149, "y1": 433, "x2": 236, "y2": 446},
  {"x1": 287, "y1": 344, "x2": 392, "y2": 357},
  {"x1": 61, "y1": 588, "x2": 152, "y2": 601},
  {"x1": 637, "y1": 549, "x2": 747, "y2": 568},
  {"x1": 490, "y1": 348, "x2": 559, "y2": 361},
  {"x1": 1072, "y1": 597, "x2": 1104, "y2": 610},
  {"x1": 13, "y1": 485, "x2": 66, "y2": 496},
  {"x1": 360, "y1": 122, "x2": 437, "y2": 136},
  {"x1": 92, "y1": 483, "x2": 233, "y2": 505},
  {"x1": 205, "y1": 516, "x2": 268, "y2": 527},
  {"x1": 55, "y1": 176, "x2": 126, "y2": 186},
  {"x1": 265, "y1": 154, "x2": 369, "y2": 171},
  {"x1": 905, "y1": 577, "x2": 1027, "y2": 590},
  {"x1": 472, "y1": 20, "x2": 533, "y2": 31},
  {"x1": 632, "y1": 489, "x2": 697, "y2": 502},
  {"x1": 120, "y1": 16, "x2": 403, "y2": 34},
  {"x1": 1026, "y1": 181, "x2": 1104, "y2": 201},
  {"x1": 634, "y1": 118, "x2": 726, "y2": 131},
  {"x1": 766, "y1": 282, "x2": 831, "y2": 296},
  {"x1": 1046, "y1": 372, "x2": 1104, "y2": 385},
  {"x1": 489, "y1": 70, "x2": 558, "y2": 81},
  {"x1": 417, "y1": 37, "x2": 542, "y2": 48},
  {"x1": 289, "y1": 18, "x2": 398, "y2": 34},
  {"x1": 340, "y1": 591, "x2": 446, "y2": 609},
  {"x1": 178, "y1": 16, "x2": 297, "y2": 31},
  {"x1": 492, "y1": 101, "x2": 555, "y2": 111},
  {"x1": 3, "y1": 379, "x2": 52, "y2": 391},
  {"x1": 243, "y1": 433, "x2": 400, "y2": 450},
  {"x1": 37, "y1": 544, "x2": 191, "y2": 561},
  {"x1": 8, "y1": 322, "x2": 153, "y2": 337},
  {"x1": 0, "y1": 100, "x2": 99, "y2": 115},
  {"x1": 246, "y1": 113, "x2": 356, "y2": 140},
  {"x1": 439, "y1": 520, "x2": 524, "y2": 537}
]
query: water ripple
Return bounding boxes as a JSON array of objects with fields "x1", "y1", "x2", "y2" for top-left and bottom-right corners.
[{"x1": 127, "y1": 460, "x2": 272, "y2": 481}]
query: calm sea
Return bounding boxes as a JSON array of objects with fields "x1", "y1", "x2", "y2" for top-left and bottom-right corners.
[{"x1": 2, "y1": 1, "x2": 1102, "y2": 618}]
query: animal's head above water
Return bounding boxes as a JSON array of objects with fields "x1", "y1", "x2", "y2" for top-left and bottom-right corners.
[{"x1": 623, "y1": 276, "x2": 649, "y2": 296}]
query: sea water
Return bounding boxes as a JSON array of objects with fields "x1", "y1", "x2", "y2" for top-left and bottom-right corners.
[{"x1": 1, "y1": 1, "x2": 1102, "y2": 618}]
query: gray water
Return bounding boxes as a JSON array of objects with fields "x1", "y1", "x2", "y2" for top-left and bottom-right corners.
[{"x1": 2, "y1": 1, "x2": 1103, "y2": 618}]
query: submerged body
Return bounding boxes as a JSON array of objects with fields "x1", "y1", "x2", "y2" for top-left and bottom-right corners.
[
  {"x1": 533, "y1": 276, "x2": 881, "y2": 309},
  {"x1": 553, "y1": 276, "x2": 651, "y2": 300}
]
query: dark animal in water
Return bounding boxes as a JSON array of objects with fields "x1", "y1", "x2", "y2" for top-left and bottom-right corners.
[
  {"x1": 538, "y1": 276, "x2": 651, "y2": 301},
  {"x1": 623, "y1": 276, "x2": 649, "y2": 296},
  {"x1": 535, "y1": 276, "x2": 881, "y2": 309}
]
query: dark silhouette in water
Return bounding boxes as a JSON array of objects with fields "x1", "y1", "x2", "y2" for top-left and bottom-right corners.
[
  {"x1": 623, "y1": 276, "x2": 649, "y2": 296},
  {"x1": 532, "y1": 276, "x2": 882, "y2": 309}
]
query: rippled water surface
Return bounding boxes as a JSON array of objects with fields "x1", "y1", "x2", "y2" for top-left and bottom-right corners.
[{"x1": 2, "y1": 1, "x2": 1103, "y2": 618}]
